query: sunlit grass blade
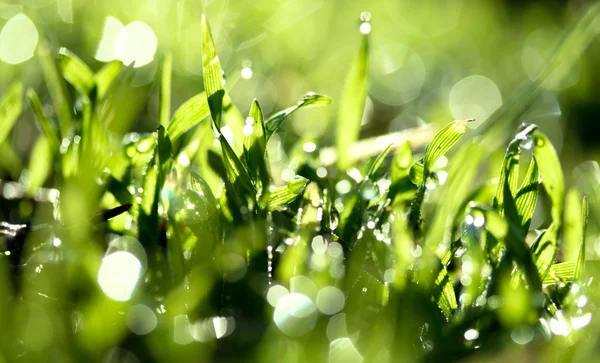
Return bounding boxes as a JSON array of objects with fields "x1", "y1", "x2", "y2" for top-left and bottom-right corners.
[
  {"x1": 514, "y1": 157, "x2": 539, "y2": 233},
  {"x1": 0, "y1": 81, "x2": 23, "y2": 145},
  {"x1": 167, "y1": 92, "x2": 210, "y2": 143},
  {"x1": 57, "y1": 48, "x2": 95, "y2": 96},
  {"x1": 336, "y1": 34, "x2": 368, "y2": 171},
  {"x1": 265, "y1": 92, "x2": 331, "y2": 139},
  {"x1": 409, "y1": 119, "x2": 472, "y2": 227},
  {"x1": 390, "y1": 139, "x2": 412, "y2": 183},
  {"x1": 576, "y1": 197, "x2": 589, "y2": 279},
  {"x1": 201, "y1": 15, "x2": 225, "y2": 130},
  {"x1": 37, "y1": 42, "x2": 72, "y2": 136},
  {"x1": 366, "y1": 143, "x2": 393, "y2": 179},
  {"x1": 190, "y1": 171, "x2": 219, "y2": 206},
  {"x1": 26, "y1": 136, "x2": 54, "y2": 194},
  {"x1": 243, "y1": 99, "x2": 269, "y2": 192},
  {"x1": 472, "y1": 204, "x2": 542, "y2": 292},
  {"x1": 434, "y1": 267, "x2": 457, "y2": 318},
  {"x1": 542, "y1": 261, "x2": 577, "y2": 285},
  {"x1": 94, "y1": 61, "x2": 122, "y2": 100},
  {"x1": 268, "y1": 176, "x2": 309, "y2": 212},
  {"x1": 159, "y1": 52, "x2": 172, "y2": 128},
  {"x1": 563, "y1": 189, "x2": 584, "y2": 262},
  {"x1": 139, "y1": 126, "x2": 173, "y2": 248},
  {"x1": 220, "y1": 134, "x2": 256, "y2": 201},
  {"x1": 26, "y1": 89, "x2": 60, "y2": 152},
  {"x1": 532, "y1": 130, "x2": 564, "y2": 280}
]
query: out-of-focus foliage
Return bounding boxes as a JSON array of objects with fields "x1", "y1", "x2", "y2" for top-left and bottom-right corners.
[{"x1": 1, "y1": 1, "x2": 600, "y2": 362}]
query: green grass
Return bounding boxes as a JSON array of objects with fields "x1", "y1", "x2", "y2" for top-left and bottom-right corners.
[{"x1": 1, "y1": 4, "x2": 600, "y2": 362}]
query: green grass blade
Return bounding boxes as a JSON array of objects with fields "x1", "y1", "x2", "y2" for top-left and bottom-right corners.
[
  {"x1": 139, "y1": 126, "x2": 173, "y2": 248},
  {"x1": 37, "y1": 42, "x2": 72, "y2": 137},
  {"x1": 26, "y1": 89, "x2": 61, "y2": 152},
  {"x1": 159, "y1": 52, "x2": 172, "y2": 128},
  {"x1": 532, "y1": 130, "x2": 564, "y2": 280},
  {"x1": 514, "y1": 157, "x2": 539, "y2": 233},
  {"x1": 201, "y1": 15, "x2": 225, "y2": 130},
  {"x1": 26, "y1": 136, "x2": 54, "y2": 194},
  {"x1": 265, "y1": 92, "x2": 331, "y2": 140},
  {"x1": 336, "y1": 35, "x2": 368, "y2": 171},
  {"x1": 542, "y1": 261, "x2": 577, "y2": 285},
  {"x1": 435, "y1": 267, "x2": 457, "y2": 318},
  {"x1": 390, "y1": 140, "x2": 412, "y2": 184},
  {"x1": 190, "y1": 171, "x2": 219, "y2": 206},
  {"x1": 576, "y1": 197, "x2": 589, "y2": 279},
  {"x1": 366, "y1": 143, "x2": 393, "y2": 179},
  {"x1": 94, "y1": 61, "x2": 122, "y2": 100},
  {"x1": 57, "y1": 48, "x2": 95, "y2": 96},
  {"x1": 243, "y1": 99, "x2": 270, "y2": 194},
  {"x1": 563, "y1": 189, "x2": 583, "y2": 262},
  {"x1": 268, "y1": 176, "x2": 309, "y2": 212},
  {"x1": 220, "y1": 134, "x2": 256, "y2": 200},
  {"x1": 0, "y1": 81, "x2": 23, "y2": 145},
  {"x1": 424, "y1": 119, "x2": 472, "y2": 173},
  {"x1": 167, "y1": 92, "x2": 210, "y2": 143}
]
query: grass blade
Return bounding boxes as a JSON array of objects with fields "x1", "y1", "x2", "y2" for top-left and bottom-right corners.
[
  {"x1": 424, "y1": 119, "x2": 472, "y2": 172},
  {"x1": 268, "y1": 176, "x2": 309, "y2": 212},
  {"x1": 94, "y1": 61, "x2": 122, "y2": 100},
  {"x1": 220, "y1": 134, "x2": 256, "y2": 201},
  {"x1": 202, "y1": 15, "x2": 225, "y2": 130},
  {"x1": 336, "y1": 35, "x2": 368, "y2": 171},
  {"x1": 532, "y1": 130, "x2": 564, "y2": 280},
  {"x1": 576, "y1": 197, "x2": 589, "y2": 279},
  {"x1": 167, "y1": 92, "x2": 210, "y2": 143},
  {"x1": 514, "y1": 157, "x2": 539, "y2": 233},
  {"x1": 0, "y1": 81, "x2": 23, "y2": 145},
  {"x1": 563, "y1": 189, "x2": 584, "y2": 262},
  {"x1": 159, "y1": 52, "x2": 172, "y2": 128},
  {"x1": 543, "y1": 261, "x2": 576, "y2": 285},
  {"x1": 243, "y1": 99, "x2": 270, "y2": 195},
  {"x1": 265, "y1": 92, "x2": 331, "y2": 140},
  {"x1": 26, "y1": 136, "x2": 54, "y2": 194},
  {"x1": 26, "y1": 89, "x2": 61, "y2": 152},
  {"x1": 37, "y1": 42, "x2": 72, "y2": 136},
  {"x1": 57, "y1": 48, "x2": 95, "y2": 96}
]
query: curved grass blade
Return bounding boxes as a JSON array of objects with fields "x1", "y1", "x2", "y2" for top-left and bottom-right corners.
[
  {"x1": 408, "y1": 119, "x2": 472, "y2": 227},
  {"x1": 94, "y1": 61, "x2": 122, "y2": 100},
  {"x1": 366, "y1": 143, "x2": 393, "y2": 179},
  {"x1": 513, "y1": 157, "x2": 539, "y2": 233},
  {"x1": 159, "y1": 52, "x2": 172, "y2": 128},
  {"x1": 201, "y1": 15, "x2": 224, "y2": 130},
  {"x1": 26, "y1": 89, "x2": 60, "y2": 152},
  {"x1": 167, "y1": 92, "x2": 210, "y2": 143},
  {"x1": 57, "y1": 48, "x2": 95, "y2": 96},
  {"x1": 532, "y1": 130, "x2": 564, "y2": 280},
  {"x1": 543, "y1": 261, "x2": 576, "y2": 285},
  {"x1": 26, "y1": 136, "x2": 54, "y2": 194},
  {"x1": 243, "y1": 99, "x2": 269, "y2": 192},
  {"x1": 0, "y1": 81, "x2": 23, "y2": 145},
  {"x1": 336, "y1": 35, "x2": 368, "y2": 171},
  {"x1": 265, "y1": 92, "x2": 331, "y2": 139},
  {"x1": 267, "y1": 176, "x2": 308, "y2": 212},
  {"x1": 37, "y1": 42, "x2": 72, "y2": 136}
]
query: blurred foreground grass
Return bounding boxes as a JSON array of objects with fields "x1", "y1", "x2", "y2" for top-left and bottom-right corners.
[{"x1": 1, "y1": 2, "x2": 600, "y2": 362}]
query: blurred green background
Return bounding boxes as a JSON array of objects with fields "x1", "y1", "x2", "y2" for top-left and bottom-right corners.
[{"x1": 1, "y1": 0, "x2": 599, "y2": 168}]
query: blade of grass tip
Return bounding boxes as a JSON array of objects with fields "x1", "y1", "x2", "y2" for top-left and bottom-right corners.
[
  {"x1": 243, "y1": 99, "x2": 270, "y2": 194},
  {"x1": 493, "y1": 125, "x2": 539, "y2": 215},
  {"x1": 268, "y1": 176, "x2": 309, "y2": 212},
  {"x1": 26, "y1": 89, "x2": 60, "y2": 152},
  {"x1": 366, "y1": 143, "x2": 394, "y2": 179},
  {"x1": 26, "y1": 136, "x2": 54, "y2": 194},
  {"x1": 159, "y1": 52, "x2": 172, "y2": 128},
  {"x1": 94, "y1": 61, "x2": 122, "y2": 101},
  {"x1": 408, "y1": 119, "x2": 472, "y2": 227},
  {"x1": 57, "y1": 48, "x2": 95, "y2": 96},
  {"x1": 575, "y1": 196, "x2": 589, "y2": 280},
  {"x1": 37, "y1": 42, "x2": 72, "y2": 136},
  {"x1": 336, "y1": 34, "x2": 368, "y2": 171},
  {"x1": 532, "y1": 130, "x2": 564, "y2": 280},
  {"x1": 201, "y1": 15, "x2": 225, "y2": 131},
  {"x1": 0, "y1": 81, "x2": 23, "y2": 145},
  {"x1": 265, "y1": 92, "x2": 332, "y2": 140}
]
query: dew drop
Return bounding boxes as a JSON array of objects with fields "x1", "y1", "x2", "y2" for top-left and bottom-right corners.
[
  {"x1": 359, "y1": 12, "x2": 372, "y2": 34},
  {"x1": 359, "y1": 180, "x2": 379, "y2": 200}
]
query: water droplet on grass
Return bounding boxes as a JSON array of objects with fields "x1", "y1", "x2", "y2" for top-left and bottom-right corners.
[{"x1": 359, "y1": 180, "x2": 379, "y2": 200}]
